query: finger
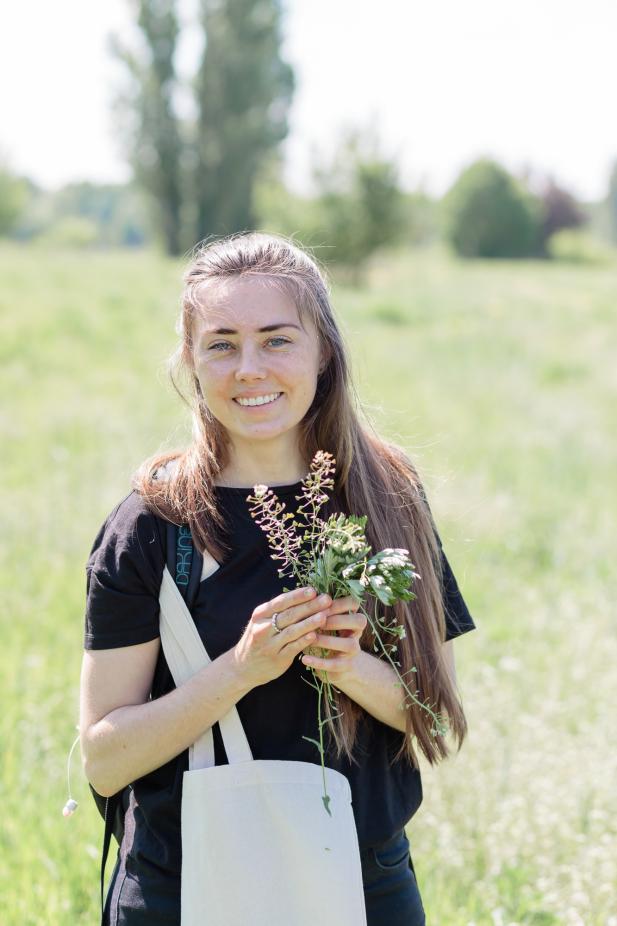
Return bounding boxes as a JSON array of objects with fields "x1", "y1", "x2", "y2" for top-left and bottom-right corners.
[
  {"x1": 274, "y1": 594, "x2": 331, "y2": 633},
  {"x1": 253, "y1": 586, "x2": 316, "y2": 621},
  {"x1": 255, "y1": 589, "x2": 332, "y2": 631},
  {"x1": 302, "y1": 652, "x2": 351, "y2": 672},
  {"x1": 327, "y1": 596, "x2": 361, "y2": 613},
  {"x1": 323, "y1": 614, "x2": 367, "y2": 633},
  {"x1": 311, "y1": 634, "x2": 353, "y2": 653},
  {"x1": 289, "y1": 628, "x2": 321, "y2": 653}
]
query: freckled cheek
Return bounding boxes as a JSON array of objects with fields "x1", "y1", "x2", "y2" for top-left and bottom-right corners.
[
  {"x1": 286, "y1": 379, "x2": 319, "y2": 413},
  {"x1": 193, "y1": 363, "x2": 228, "y2": 403}
]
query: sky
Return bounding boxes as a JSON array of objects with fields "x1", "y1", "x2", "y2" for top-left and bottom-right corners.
[{"x1": 2, "y1": 0, "x2": 616, "y2": 201}]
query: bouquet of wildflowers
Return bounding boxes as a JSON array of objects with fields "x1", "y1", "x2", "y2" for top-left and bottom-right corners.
[{"x1": 247, "y1": 450, "x2": 448, "y2": 814}]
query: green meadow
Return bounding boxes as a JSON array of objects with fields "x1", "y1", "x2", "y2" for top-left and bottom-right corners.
[{"x1": 1, "y1": 240, "x2": 615, "y2": 924}]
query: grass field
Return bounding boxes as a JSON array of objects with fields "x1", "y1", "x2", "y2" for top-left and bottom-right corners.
[{"x1": 1, "y1": 240, "x2": 616, "y2": 924}]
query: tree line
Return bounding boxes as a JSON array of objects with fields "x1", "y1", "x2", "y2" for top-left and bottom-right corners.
[{"x1": 1, "y1": 0, "x2": 617, "y2": 273}]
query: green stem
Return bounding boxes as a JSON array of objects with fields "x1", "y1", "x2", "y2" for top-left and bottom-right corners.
[
  {"x1": 361, "y1": 604, "x2": 448, "y2": 735},
  {"x1": 315, "y1": 676, "x2": 331, "y2": 815},
  {"x1": 301, "y1": 671, "x2": 346, "y2": 815}
]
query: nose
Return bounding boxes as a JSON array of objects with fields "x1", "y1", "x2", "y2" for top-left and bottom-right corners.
[{"x1": 234, "y1": 343, "x2": 267, "y2": 382}]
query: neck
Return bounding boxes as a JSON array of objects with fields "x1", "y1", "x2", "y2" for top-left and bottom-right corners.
[{"x1": 216, "y1": 442, "x2": 308, "y2": 489}]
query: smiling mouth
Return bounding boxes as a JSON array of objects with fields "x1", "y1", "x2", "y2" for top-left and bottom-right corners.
[{"x1": 233, "y1": 392, "x2": 283, "y2": 408}]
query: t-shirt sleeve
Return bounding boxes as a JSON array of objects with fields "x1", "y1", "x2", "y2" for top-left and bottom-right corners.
[
  {"x1": 437, "y1": 538, "x2": 476, "y2": 642},
  {"x1": 84, "y1": 491, "x2": 165, "y2": 650}
]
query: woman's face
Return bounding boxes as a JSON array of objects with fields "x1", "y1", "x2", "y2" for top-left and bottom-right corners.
[{"x1": 191, "y1": 276, "x2": 324, "y2": 456}]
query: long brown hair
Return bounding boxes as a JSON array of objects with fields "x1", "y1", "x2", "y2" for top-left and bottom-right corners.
[{"x1": 134, "y1": 230, "x2": 468, "y2": 769}]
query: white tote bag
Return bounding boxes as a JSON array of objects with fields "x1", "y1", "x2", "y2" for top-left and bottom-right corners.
[{"x1": 158, "y1": 566, "x2": 368, "y2": 926}]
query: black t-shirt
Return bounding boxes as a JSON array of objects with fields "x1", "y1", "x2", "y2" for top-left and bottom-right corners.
[{"x1": 84, "y1": 485, "x2": 475, "y2": 890}]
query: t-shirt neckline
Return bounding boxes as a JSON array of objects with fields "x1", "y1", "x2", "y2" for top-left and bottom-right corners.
[{"x1": 214, "y1": 480, "x2": 303, "y2": 495}]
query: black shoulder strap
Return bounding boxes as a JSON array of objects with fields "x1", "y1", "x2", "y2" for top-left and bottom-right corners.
[
  {"x1": 99, "y1": 786, "x2": 131, "y2": 923},
  {"x1": 99, "y1": 523, "x2": 202, "y2": 922},
  {"x1": 165, "y1": 521, "x2": 203, "y2": 607},
  {"x1": 100, "y1": 796, "x2": 115, "y2": 924}
]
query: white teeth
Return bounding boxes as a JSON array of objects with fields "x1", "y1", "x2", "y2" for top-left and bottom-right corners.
[{"x1": 235, "y1": 392, "x2": 281, "y2": 407}]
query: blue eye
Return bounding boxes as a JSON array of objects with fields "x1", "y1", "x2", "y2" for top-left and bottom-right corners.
[{"x1": 208, "y1": 337, "x2": 290, "y2": 351}]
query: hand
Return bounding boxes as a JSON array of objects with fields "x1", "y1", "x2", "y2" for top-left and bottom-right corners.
[
  {"x1": 233, "y1": 586, "x2": 332, "y2": 688},
  {"x1": 301, "y1": 595, "x2": 367, "y2": 684}
]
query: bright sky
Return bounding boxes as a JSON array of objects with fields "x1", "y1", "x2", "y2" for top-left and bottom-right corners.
[{"x1": 2, "y1": 0, "x2": 616, "y2": 201}]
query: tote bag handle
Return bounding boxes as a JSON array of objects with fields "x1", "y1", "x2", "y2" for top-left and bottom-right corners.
[{"x1": 159, "y1": 566, "x2": 253, "y2": 769}]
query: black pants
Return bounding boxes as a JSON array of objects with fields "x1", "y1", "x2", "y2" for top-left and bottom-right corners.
[
  {"x1": 360, "y1": 828, "x2": 426, "y2": 926},
  {"x1": 105, "y1": 828, "x2": 425, "y2": 925}
]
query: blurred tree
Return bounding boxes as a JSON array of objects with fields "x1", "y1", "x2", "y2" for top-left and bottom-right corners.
[
  {"x1": 441, "y1": 158, "x2": 542, "y2": 259},
  {"x1": 37, "y1": 216, "x2": 101, "y2": 249},
  {"x1": 252, "y1": 153, "x2": 323, "y2": 242},
  {"x1": 11, "y1": 181, "x2": 151, "y2": 247},
  {"x1": 110, "y1": 0, "x2": 183, "y2": 254},
  {"x1": 52, "y1": 182, "x2": 151, "y2": 247},
  {"x1": 311, "y1": 128, "x2": 407, "y2": 284},
  {"x1": 535, "y1": 176, "x2": 587, "y2": 256},
  {"x1": 606, "y1": 158, "x2": 617, "y2": 244},
  {"x1": 401, "y1": 190, "x2": 439, "y2": 247},
  {"x1": 547, "y1": 228, "x2": 616, "y2": 265},
  {"x1": 193, "y1": 0, "x2": 295, "y2": 240},
  {"x1": 0, "y1": 162, "x2": 28, "y2": 236},
  {"x1": 8, "y1": 178, "x2": 45, "y2": 240}
]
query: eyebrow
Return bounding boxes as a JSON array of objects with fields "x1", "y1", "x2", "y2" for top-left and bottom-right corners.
[{"x1": 204, "y1": 323, "x2": 303, "y2": 335}]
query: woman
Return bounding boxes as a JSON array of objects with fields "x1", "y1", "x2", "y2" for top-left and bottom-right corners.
[{"x1": 80, "y1": 231, "x2": 476, "y2": 925}]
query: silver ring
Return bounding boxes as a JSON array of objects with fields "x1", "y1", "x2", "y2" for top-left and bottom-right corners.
[{"x1": 271, "y1": 611, "x2": 283, "y2": 634}]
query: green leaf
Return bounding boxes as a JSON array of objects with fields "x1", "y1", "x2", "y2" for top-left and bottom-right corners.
[
  {"x1": 302, "y1": 736, "x2": 323, "y2": 750},
  {"x1": 345, "y1": 578, "x2": 366, "y2": 599},
  {"x1": 369, "y1": 575, "x2": 394, "y2": 604}
]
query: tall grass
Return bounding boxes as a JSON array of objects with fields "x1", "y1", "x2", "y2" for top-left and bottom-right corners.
[{"x1": 1, "y1": 241, "x2": 615, "y2": 924}]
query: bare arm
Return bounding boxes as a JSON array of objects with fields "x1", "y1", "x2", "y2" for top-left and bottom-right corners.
[
  {"x1": 80, "y1": 581, "x2": 329, "y2": 796},
  {"x1": 79, "y1": 639, "x2": 253, "y2": 797},
  {"x1": 335, "y1": 640, "x2": 459, "y2": 734}
]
